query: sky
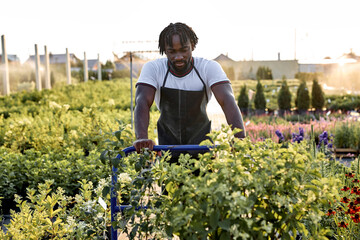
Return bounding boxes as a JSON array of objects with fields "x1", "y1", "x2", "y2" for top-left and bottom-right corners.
[{"x1": 1, "y1": 0, "x2": 360, "y2": 63}]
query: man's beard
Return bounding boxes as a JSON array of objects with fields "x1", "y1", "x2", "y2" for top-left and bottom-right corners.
[{"x1": 170, "y1": 59, "x2": 191, "y2": 74}]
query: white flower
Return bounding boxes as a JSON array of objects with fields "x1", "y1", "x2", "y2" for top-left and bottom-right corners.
[
  {"x1": 49, "y1": 101, "x2": 62, "y2": 109},
  {"x1": 108, "y1": 99, "x2": 115, "y2": 106},
  {"x1": 118, "y1": 173, "x2": 132, "y2": 183},
  {"x1": 63, "y1": 104, "x2": 70, "y2": 111}
]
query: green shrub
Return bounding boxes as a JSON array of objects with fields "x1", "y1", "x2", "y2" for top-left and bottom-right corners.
[
  {"x1": 326, "y1": 95, "x2": 360, "y2": 111},
  {"x1": 254, "y1": 80, "x2": 266, "y2": 110},
  {"x1": 237, "y1": 84, "x2": 249, "y2": 110},
  {"x1": 0, "y1": 179, "x2": 110, "y2": 239},
  {"x1": 311, "y1": 78, "x2": 325, "y2": 111},
  {"x1": 277, "y1": 77, "x2": 292, "y2": 111},
  {"x1": 110, "y1": 126, "x2": 340, "y2": 239},
  {"x1": 256, "y1": 66, "x2": 273, "y2": 80},
  {"x1": 295, "y1": 80, "x2": 310, "y2": 112},
  {"x1": 295, "y1": 72, "x2": 320, "y2": 82},
  {"x1": 333, "y1": 121, "x2": 360, "y2": 149}
]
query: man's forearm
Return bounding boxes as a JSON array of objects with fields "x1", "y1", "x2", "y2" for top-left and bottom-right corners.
[
  {"x1": 134, "y1": 104, "x2": 150, "y2": 139},
  {"x1": 223, "y1": 101, "x2": 246, "y2": 138}
]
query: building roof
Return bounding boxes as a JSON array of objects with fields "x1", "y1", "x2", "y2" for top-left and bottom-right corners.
[
  {"x1": 113, "y1": 52, "x2": 147, "y2": 77},
  {"x1": 25, "y1": 53, "x2": 80, "y2": 64},
  {"x1": 0, "y1": 54, "x2": 20, "y2": 63},
  {"x1": 214, "y1": 54, "x2": 235, "y2": 62}
]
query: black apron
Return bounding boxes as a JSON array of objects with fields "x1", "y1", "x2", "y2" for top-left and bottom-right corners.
[{"x1": 157, "y1": 62, "x2": 211, "y2": 146}]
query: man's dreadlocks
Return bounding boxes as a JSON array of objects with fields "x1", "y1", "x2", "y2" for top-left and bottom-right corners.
[{"x1": 158, "y1": 22, "x2": 198, "y2": 55}]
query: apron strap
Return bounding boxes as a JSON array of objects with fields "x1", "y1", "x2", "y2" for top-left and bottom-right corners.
[
  {"x1": 192, "y1": 62, "x2": 209, "y2": 103},
  {"x1": 162, "y1": 68, "x2": 170, "y2": 87}
]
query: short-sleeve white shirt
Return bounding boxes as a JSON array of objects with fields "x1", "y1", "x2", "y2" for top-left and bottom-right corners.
[{"x1": 136, "y1": 57, "x2": 230, "y2": 110}]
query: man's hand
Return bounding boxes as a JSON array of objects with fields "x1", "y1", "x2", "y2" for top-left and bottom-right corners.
[{"x1": 133, "y1": 139, "x2": 156, "y2": 153}]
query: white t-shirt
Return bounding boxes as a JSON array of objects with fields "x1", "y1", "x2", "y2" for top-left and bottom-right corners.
[{"x1": 136, "y1": 57, "x2": 230, "y2": 109}]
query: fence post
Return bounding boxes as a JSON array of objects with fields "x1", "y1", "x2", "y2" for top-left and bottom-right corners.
[
  {"x1": 44, "y1": 45, "x2": 51, "y2": 89},
  {"x1": 34, "y1": 44, "x2": 42, "y2": 91},
  {"x1": 1, "y1": 35, "x2": 10, "y2": 95},
  {"x1": 66, "y1": 48, "x2": 71, "y2": 85},
  {"x1": 84, "y1": 52, "x2": 88, "y2": 82},
  {"x1": 97, "y1": 53, "x2": 102, "y2": 81}
]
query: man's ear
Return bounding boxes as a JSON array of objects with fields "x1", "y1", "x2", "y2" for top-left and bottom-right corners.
[{"x1": 191, "y1": 43, "x2": 195, "y2": 51}]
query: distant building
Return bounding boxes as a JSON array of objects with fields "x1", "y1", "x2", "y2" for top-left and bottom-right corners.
[
  {"x1": 0, "y1": 54, "x2": 20, "y2": 64},
  {"x1": 87, "y1": 59, "x2": 100, "y2": 71},
  {"x1": 214, "y1": 54, "x2": 298, "y2": 79},
  {"x1": 113, "y1": 52, "x2": 147, "y2": 78},
  {"x1": 25, "y1": 53, "x2": 81, "y2": 65},
  {"x1": 214, "y1": 50, "x2": 360, "y2": 81}
]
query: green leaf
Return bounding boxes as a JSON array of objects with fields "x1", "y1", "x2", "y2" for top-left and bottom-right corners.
[
  {"x1": 218, "y1": 219, "x2": 230, "y2": 231},
  {"x1": 102, "y1": 186, "x2": 110, "y2": 198},
  {"x1": 111, "y1": 157, "x2": 120, "y2": 168},
  {"x1": 114, "y1": 130, "x2": 122, "y2": 141},
  {"x1": 100, "y1": 150, "x2": 108, "y2": 164},
  {"x1": 210, "y1": 210, "x2": 220, "y2": 229}
]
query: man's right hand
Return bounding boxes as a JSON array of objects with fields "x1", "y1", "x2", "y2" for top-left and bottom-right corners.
[{"x1": 133, "y1": 139, "x2": 156, "y2": 153}]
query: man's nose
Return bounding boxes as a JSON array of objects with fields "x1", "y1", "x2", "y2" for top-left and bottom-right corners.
[{"x1": 174, "y1": 53, "x2": 184, "y2": 60}]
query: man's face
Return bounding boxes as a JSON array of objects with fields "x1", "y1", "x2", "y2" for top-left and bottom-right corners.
[{"x1": 165, "y1": 34, "x2": 193, "y2": 74}]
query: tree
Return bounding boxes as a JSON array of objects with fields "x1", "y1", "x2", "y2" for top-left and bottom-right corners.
[
  {"x1": 277, "y1": 77, "x2": 292, "y2": 113},
  {"x1": 311, "y1": 78, "x2": 325, "y2": 112},
  {"x1": 237, "y1": 84, "x2": 249, "y2": 115},
  {"x1": 295, "y1": 80, "x2": 310, "y2": 113},
  {"x1": 254, "y1": 80, "x2": 266, "y2": 113},
  {"x1": 102, "y1": 60, "x2": 115, "y2": 70},
  {"x1": 256, "y1": 66, "x2": 273, "y2": 80}
]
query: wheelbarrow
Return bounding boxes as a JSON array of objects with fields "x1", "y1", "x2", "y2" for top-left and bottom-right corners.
[{"x1": 110, "y1": 145, "x2": 212, "y2": 240}]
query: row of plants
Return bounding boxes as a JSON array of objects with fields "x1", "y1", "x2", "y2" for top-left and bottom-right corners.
[
  {"x1": 3, "y1": 125, "x2": 360, "y2": 239},
  {"x1": 0, "y1": 79, "x2": 358, "y2": 208},
  {"x1": 0, "y1": 79, "x2": 159, "y2": 216},
  {"x1": 1, "y1": 78, "x2": 359, "y2": 239},
  {"x1": 243, "y1": 115, "x2": 360, "y2": 150},
  {"x1": 235, "y1": 78, "x2": 360, "y2": 113}
]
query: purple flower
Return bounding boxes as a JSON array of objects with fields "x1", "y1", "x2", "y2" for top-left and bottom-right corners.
[
  {"x1": 318, "y1": 131, "x2": 333, "y2": 149},
  {"x1": 299, "y1": 127, "x2": 304, "y2": 137},
  {"x1": 292, "y1": 128, "x2": 305, "y2": 143},
  {"x1": 275, "y1": 130, "x2": 285, "y2": 143}
]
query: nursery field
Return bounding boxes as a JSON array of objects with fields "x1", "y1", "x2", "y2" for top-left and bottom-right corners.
[{"x1": 1, "y1": 78, "x2": 360, "y2": 239}]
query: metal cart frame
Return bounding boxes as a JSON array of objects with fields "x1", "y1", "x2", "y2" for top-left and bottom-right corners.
[{"x1": 110, "y1": 145, "x2": 211, "y2": 240}]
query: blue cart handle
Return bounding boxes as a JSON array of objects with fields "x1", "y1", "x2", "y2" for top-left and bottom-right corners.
[{"x1": 119, "y1": 144, "x2": 213, "y2": 158}]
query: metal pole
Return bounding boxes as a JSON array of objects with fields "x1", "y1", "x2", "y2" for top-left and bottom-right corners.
[
  {"x1": 65, "y1": 48, "x2": 71, "y2": 85},
  {"x1": 97, "y1": 53, "x2": 102, "y2": 81},
  {"x1": 34, "y1": 44, "x2": 42, "y2": 91},
  {"x1": 1, "y1": 35, "x2": 10, "y2": 95},
  {"x1": 130, "y1": 52, "x2": 133, "y2": 129},
  {"x1": 44, "y1": 45, "x2": 51, "y2": 89},
  {"x1": 84, "y1": 52, "x2": 88, "y2": 82}
]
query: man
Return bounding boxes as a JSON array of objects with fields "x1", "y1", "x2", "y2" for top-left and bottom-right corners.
[{"x1": 133, "y1": 22, "x2": 245, "y2": 153}]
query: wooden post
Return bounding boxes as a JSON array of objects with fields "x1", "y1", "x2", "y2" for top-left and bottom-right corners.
[
  {"x1": 65, "y1": 48, "x2": 71, "y2": 85},
  {"x1": 44, "y1": 45, "x2": 51, "y2": 89},
  {"x1": 1, "y1": 35, "x2": 10, "y2": 95},
  {"x1": 97, "y1": 53, "x2": 102, "y2": 81},
  {"x1": 130, "y1": 52, "x2": 133, "y2": 129},
  {"x1": 83, "y1": 52, "x2": 88, "y2": 82},
  {"x1": 34, "y1": 44, "x2": 42, "y2": 91}
]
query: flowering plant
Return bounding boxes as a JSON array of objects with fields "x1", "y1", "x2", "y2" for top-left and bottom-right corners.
[{"x1": 322, "y1": 157, "x2": 360, "y2": 239}]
